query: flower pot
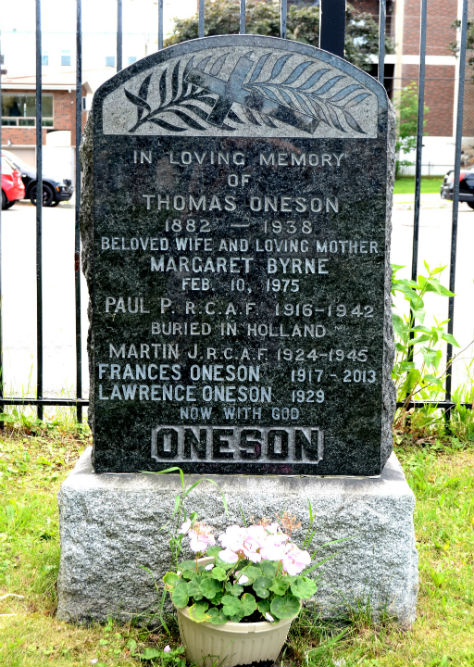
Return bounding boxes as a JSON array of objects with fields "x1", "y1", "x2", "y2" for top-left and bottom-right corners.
[{"x1": 177, "y1": 605, "x2": 299, "y2": 667}]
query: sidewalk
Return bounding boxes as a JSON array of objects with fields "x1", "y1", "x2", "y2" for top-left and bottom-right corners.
[{"x1": 393, "y1": 193, "x2": 453, "y2": 211}]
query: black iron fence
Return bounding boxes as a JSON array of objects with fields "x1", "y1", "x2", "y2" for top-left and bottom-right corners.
[{"x1": 0, "y1": 0, "x2": 472, "y2": 422}]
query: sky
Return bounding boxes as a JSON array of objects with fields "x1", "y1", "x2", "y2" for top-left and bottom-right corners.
[
  {"x1": 2, "y1": 0, "x2": 197, "y2": 76},
  {"x1": 3, "y1": 0, "x2": 196, "y2": 35}
]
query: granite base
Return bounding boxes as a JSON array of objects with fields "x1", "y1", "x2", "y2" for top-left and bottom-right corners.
[{"x1": 57, "y1": 448, "x2": 418, "y2": 627}]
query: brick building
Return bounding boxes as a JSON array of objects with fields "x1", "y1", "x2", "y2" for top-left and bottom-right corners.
[
  {"x1": 353, "y1": 0, "x2": 473, "y2": 172},
  {"x1": 1, "y1": 71, "x2": 90, "y2": 173},
  {"x1": 2, "y1": 71, "x2": 92, "y2": 145}
]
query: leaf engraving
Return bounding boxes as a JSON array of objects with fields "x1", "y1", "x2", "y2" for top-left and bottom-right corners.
[
  {"x1": 244, "y1": 54, "x2": 373, "y2": 135},
  {"x1": 125, "y1": 59, "x2": 218, "y2": 133},
  {"x1": 249, "y1": 53, "x2": 271, "y2": 83},
  {"x1": 271, "y1": 54, "x2": 292, "y2": 79},
  {"x1": 171, "y1": 60, "x2": 181, "y2": 100},
  {"x1": 282, "y1": 60, "x2": 313, "y2": 86},
  {"x1": 123, "y1": 50, "x2": 373, "y2": 135},
  {"x1": 124, "y1": 89, "x2": 151, "y2": 113},
  {"x1": 210, "y1": 54, "x2": 227, "y2": 76}
]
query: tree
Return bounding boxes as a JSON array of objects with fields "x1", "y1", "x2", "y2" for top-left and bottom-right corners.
[
  {"x1": 165, "y1": 0, "x2": 392, "y2": 73},
  {"x1": 394, "y1": 81, "x2": 429, "y2": 178},
  {"x1": 450, "y1": 19, "x2": 474, "y2": 80}
]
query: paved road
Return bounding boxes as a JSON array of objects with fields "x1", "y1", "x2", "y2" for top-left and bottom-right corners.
[{"x1": 1, "y1": 193, "x2": 473, "y2": 409}]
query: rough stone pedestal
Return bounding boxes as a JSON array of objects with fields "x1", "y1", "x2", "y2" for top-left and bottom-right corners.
[{"x1": 57, "y1": 449, "x2": 418, "y2": 627}]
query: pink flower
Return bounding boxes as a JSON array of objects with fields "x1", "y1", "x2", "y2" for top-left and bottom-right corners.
[
  {"x1": 237, "y1": 574, "x2": 250, "y2": 585},
  {"x1": 242, "y1": 542, "x2": 262, "y2": 562},
  {"x1": 163, "y1": 645, "x2": 171, "y2": 653},
  {"x1": 259, "y1": 530, "x2": 289, "y2": 561},
  {"x1": 218, "y1": 525, "x2": 246, "y2": 552},
  {"x1": 259, "y1": 539, "x2": 288, "y2": 562},
  {"x1": 178, "y1": 519, "x2": 192, "y2": 535},
  {"x1": 219, "y1": 548, "x2": 239, "y2": 564},
  {"x1": 282, "y1": 544, "x2": 311, "y2": 576},
  {"x1": 188, "y1": 522, "x2": 216, "y2": 553},
  {"x1": 247, "y1": 525, "x2": 268, "y2": 542},
  {"x1": 242, "y1": 526, "x2": 266, "y2": 561}
]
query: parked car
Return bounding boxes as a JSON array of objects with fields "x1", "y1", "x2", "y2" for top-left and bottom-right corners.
[
  {"x1": 1, "y1": 155, "x2": 25, "y2": 210},
  {"x1": 440, "y1": 168, "x2": 474, "y2": 209},
  {"x1": 1, "y1": 150, "x2": 73, "y2": 207}
]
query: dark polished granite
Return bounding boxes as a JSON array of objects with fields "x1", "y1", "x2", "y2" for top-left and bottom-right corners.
[{"x1": 81, "y1": 35, "x2": 396, "y2": 475}]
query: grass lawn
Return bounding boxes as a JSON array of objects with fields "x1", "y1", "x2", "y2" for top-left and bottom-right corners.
[
  {"x1": 394, "y1": 176, "x2": 443, "y2": 195},
  {"x1": 0, "y1": 427, "x2": 473, "y2": 667}
]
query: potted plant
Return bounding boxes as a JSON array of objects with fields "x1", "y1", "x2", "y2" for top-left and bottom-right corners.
[{"x1": 163, "y1": 516, "x2": 318, "y2": 667}]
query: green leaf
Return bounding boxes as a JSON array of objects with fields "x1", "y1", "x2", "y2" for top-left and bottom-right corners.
[
  {"x1": 188, "y1": 601, "x2": 211, "y2": 623},
  {"x1": 257, "y1": 599, "x2": 271, "y2": 616},
  {"x1": 171, "y1": 582, "x2": 189, "y2": 608},
  {"x1": 392, "y1": 263, "x2": 405, "y2": 275},
  {"x1": 423, "y1": 278, "x2": 454, "y2": 297},
  {"x1": 270, "y1": 594, "x2": 300, "y2": 620},
  {"x1": 200, "y1": 577, "x2": 222, "y2": 600},
  {"x1": 221, "y1": 594, "x2": 241, "y2": 617},
  {"x1": 240, "y1": 565, "x2": 261, "y2": 582},
  {"x1": 392, "y1": 313, "x2": 409, "y2": 339},
  {"x1": 290, "y1": 576, "x2": 317, "y2": 599},
  {"x1": 269, "y1": 577, "x2": 290, "y2": 596},
  {"x1": 178, "y1": 559, "x2": 198, "y2": 573},
  {"x1": 206, "y1": 546, "x2": 221, "y2": 558},
  {"x1": 225, "y1": 582, "x2": 244, "y2": 597},
  {"x1": 422, "y1": 347, "x2": 442, "y2": 368},
  {"x1": 241, "y1": 593, "x2": 257, "y2": 617},
  {"x1": 260, "y1": 561, "x2": 278, "y2": 578},
  {"x1": 210, "y1": 567, "x2": 227, "y2": 581},
  {"x1": 139, "y1": 647, "x2": 163, "y2": 659},
  {"x1": 127, "y1": 639, "x2": 137, "y2": 653},
  {"x1": 253, "y1": 575, "x2": 272, "y2": 599},
  {"x1": 412, "y1": 324, "x2": 431, "y2": 334},
  {"x1": 186, "y1": 578, "x2": 203, "y2": 601},
  {"x1": 208, "y1": 608, "x2": 228, "y2": 625},
  {"x1": 424, "y1": 261, "x2": 447, "y2": 276},
  {"x1": 442, "y1": 332, "x2": 460, "y2": 347},
  {"x1": 163, "y1": 571, "x2": 180, "y2": 589}
]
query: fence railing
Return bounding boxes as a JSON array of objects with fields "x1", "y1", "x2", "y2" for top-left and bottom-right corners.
[{"x1": 0, "y1": 0, "x2": 472, "y2": 422}]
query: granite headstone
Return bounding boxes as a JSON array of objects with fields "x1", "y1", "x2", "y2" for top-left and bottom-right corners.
[{"x1": 82, "y1": 35, "x2": 395, "y2": 475}]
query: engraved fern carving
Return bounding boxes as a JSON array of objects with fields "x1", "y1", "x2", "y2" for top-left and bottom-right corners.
[
  {"x1": 124, "y1": 58, "x2": 219, "y2": 132},
  {"x1": 243, "y1": 53, "x2": 370, "y2": 134},
  {"x1": 124, "y1": 51, "x2": 372, "y2": 134}
]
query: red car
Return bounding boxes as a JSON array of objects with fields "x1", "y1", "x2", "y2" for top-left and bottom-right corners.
[{"x1": 1, "y1": 155, "x2": 25, "y2": 209}]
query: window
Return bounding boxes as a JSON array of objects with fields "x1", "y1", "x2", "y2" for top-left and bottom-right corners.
[
  {"x1": 2, "y1": 94, "x2": 54, "y2": 127},
  {"x1": 42, "y1": 54, "x2": 49, "y2": 66},
  {"x1": 105, "y1": 56, "x2": 116, "y2": 68},
  {"x1": 61, "y1": 50, "x2": 71, "y2": 66}
]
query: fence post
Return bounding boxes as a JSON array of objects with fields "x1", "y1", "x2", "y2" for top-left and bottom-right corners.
[
  {"x1": 446, "y1": 0, "x2": 469, "y2": 415},
  {"x1": 35, "y1": 0, "x2": 44, "y2": 421},
  {"x1": 75, "y1": 0, "x2": 83, "y2": 423},
  {"x1": 319, "y1": 0, "x2": 346, "y2": 59}
]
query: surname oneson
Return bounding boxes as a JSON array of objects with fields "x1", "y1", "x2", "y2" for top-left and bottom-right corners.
[{"x1": 142, "y1": 194, "x2": 338, "y2": 214}]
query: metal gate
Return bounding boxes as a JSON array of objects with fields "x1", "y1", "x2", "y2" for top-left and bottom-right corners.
[{"x1": 0, "y1": 0, "x2": 472, "y2": 422}]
